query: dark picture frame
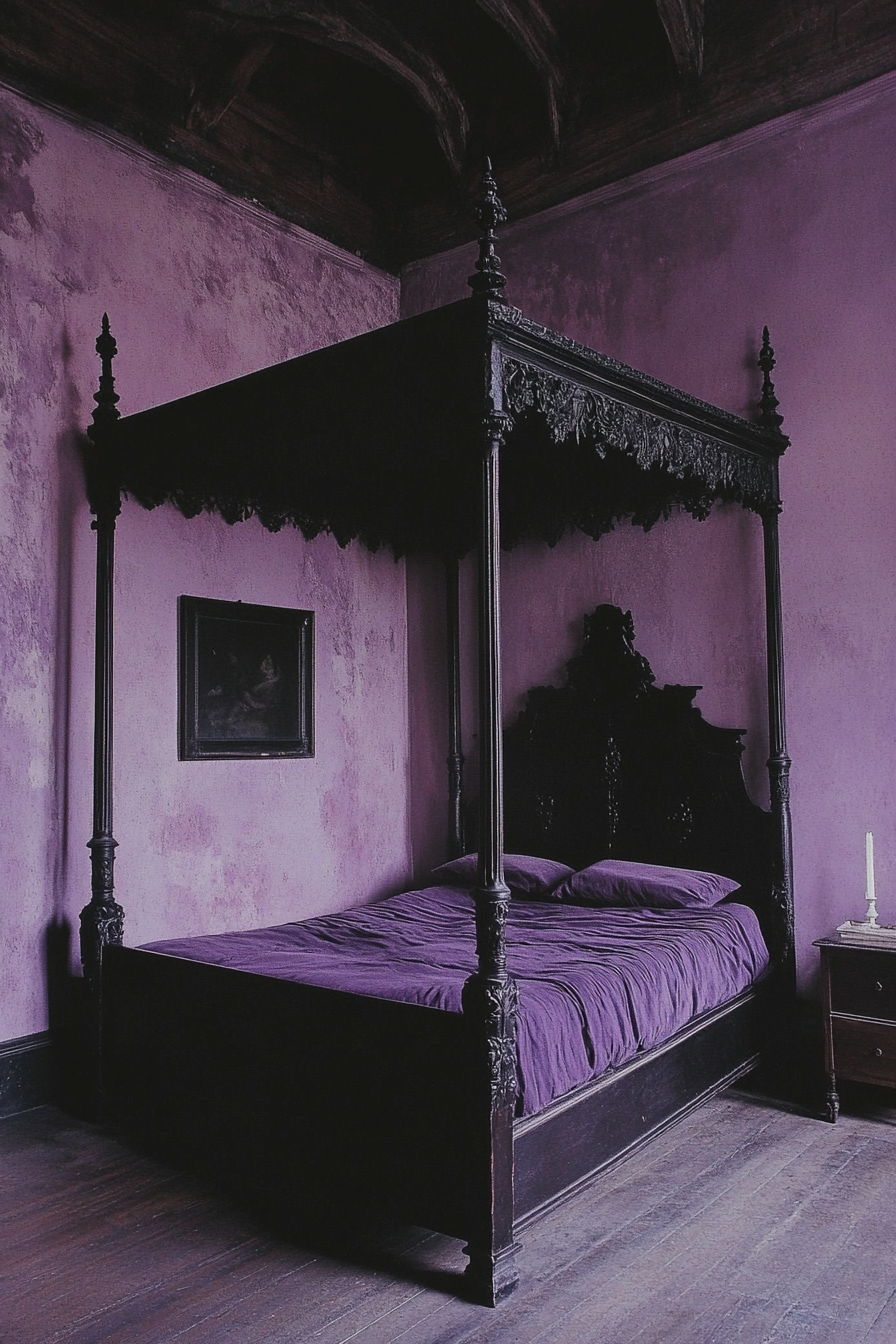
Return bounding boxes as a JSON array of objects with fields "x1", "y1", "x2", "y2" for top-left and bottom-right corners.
[{"x1": 178, "y1": 596, "x2": 314, "y2": 760}]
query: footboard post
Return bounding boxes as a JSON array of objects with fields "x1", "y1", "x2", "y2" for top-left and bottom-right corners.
[
  {"x1": 80, "y1": 316, "x2": 125, "y2": 1112},
  {"x1": 758, "y1": 329, "x2": 795, "y2": 994},
  {"x1": 462, "y1": 257, "x2": 519, "y2": 1300}
]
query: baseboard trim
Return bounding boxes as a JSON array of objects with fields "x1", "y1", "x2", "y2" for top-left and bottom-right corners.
[{"x1": 0, "y1": 1032, "x2": 54, "y2": 1117}]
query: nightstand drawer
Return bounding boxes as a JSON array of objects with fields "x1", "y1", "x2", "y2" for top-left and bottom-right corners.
[
  {"x1": 832, "y1": 1017, "x2": 896, "y2": 1087},
  {"x1": 829, "y1": 950, "x2": 896, "y2": 1021}
]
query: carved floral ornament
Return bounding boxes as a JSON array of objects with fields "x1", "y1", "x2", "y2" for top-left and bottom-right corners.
[
  {"x1": 463, "y1": 970, "x2": 520, "y2": 1109},
  {"x1": 500, "y1": 358, "x2": 777, "y2": 513}
]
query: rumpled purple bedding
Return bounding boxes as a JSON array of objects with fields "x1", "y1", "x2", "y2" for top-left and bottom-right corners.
[{"x1": 141, "y1": 885, "x2": 769, "y2": 1116}]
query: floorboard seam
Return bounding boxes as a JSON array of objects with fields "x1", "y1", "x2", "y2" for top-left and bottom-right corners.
[
  {"x1": 329, "y1": 1286, "x2": 431, "y2": 1344},
  {"x1": 861, "y1": 1286, "x2": 896, "y2": 1342},
  {"x1": 47, "y1": 1240, "x2": 321, "y2": 1344}
]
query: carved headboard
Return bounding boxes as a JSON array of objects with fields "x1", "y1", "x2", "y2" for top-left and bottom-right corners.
[{"x1": 504, "y1": 606, "x2": 776, "y2": 944}]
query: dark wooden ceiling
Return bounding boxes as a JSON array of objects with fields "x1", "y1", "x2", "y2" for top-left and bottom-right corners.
[{"x1": 3, "y1": 1, "x2": 896, "y2": 270}]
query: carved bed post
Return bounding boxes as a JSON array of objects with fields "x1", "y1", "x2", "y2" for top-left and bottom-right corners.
[
  {"x1": 758, "y1": 328, "x2": 795, "y2": 990},
  {"x1": 460, "y1": 162, "x2": 519, "y2": 1306},
  {"x1": 80, "y1": 315, "x2": 125, "y2": 1108},
  {"x1": 445, "y1": 555, "x2": 465, "y2": 858}
]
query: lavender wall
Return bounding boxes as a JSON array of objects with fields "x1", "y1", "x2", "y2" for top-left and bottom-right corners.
[
  {"x1": 0, "y1": 86, "x2": 404, "y2": 1042},
  {"x1": 404, "y1": 73, "x2": 896, "y2": 991}
]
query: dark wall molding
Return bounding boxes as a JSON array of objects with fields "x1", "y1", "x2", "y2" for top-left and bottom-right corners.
[{"x1": 0, "y1": 1032, "x2": 54, "y2": 1118}]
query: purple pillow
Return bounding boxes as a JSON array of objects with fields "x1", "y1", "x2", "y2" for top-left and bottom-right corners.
[
  {"x1": 431, "y1": 853, "x2": 574, "y2": 899},
  {"x1": 553, "y1": 859, "x2": 740, "y2": 910}
]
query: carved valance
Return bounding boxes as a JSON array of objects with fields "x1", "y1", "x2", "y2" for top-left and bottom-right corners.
[{"x1": 501, "y1": 357, "x2": 777, "y2": 517}]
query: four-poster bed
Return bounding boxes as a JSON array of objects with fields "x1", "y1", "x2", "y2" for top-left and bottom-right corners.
[{"x1": 79, "y1": 167, "x2": 793, "y2": 1306}]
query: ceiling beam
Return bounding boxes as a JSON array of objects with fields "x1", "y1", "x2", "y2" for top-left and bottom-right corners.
[
  {"x1": 473, "y1": 0, "x2": 566, "y2": 149},
  {"x1": 206, "y1": 0, "x2": 469, "y2": 175},
  {"x1": 186, "y1": 32, "x2": 276, "y2": 133},
  {"x1": 654, "y1": 0, "x2": 704, "y2": 79}
]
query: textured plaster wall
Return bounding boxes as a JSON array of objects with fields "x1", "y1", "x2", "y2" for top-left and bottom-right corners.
[
  {"x1": 0, "y1": 86, "x2": 403, "y2": 1041},
  {"x1": 404, "y1": 73, "x2": 896, "y2": 992}
]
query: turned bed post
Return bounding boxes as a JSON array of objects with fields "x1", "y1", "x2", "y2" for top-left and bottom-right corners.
[
  {"x1": 461, "y1": 161, "x2": 519, "y2": 1306},
  {"x1": 445, "y1": 556, "x2": 465, "y2": 859},
  {"x1": 758, "y1": 328, "x2": 795, "y2": 989},
  {"x1": 80, "y1": 315, "x2": 125, "y2": 1108}
]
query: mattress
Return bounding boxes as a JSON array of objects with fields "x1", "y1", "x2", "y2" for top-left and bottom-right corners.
[{"x1": 141, "y1": 885, "x2": 769, "y2": 1117}]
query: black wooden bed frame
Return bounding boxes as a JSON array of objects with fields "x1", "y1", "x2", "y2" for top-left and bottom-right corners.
[{"x1": 79, "y1": 166, "x2": 794, "y2": 1306}]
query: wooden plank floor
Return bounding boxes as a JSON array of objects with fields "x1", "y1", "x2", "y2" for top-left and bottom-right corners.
[{"x1": 2, "y1": 1091, "x2": 896, "y2": 1344}]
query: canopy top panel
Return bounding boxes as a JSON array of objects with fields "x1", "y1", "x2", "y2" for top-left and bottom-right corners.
[{"x1": 110, "y1": 293, "x2": 788, "y2": 557}]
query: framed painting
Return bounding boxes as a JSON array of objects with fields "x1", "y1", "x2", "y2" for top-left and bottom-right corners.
[{"x1": 178, "y1": 596, "x2": 314, "y2": 760}]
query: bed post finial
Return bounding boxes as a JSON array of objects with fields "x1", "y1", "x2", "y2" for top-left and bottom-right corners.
[
  {"x1": 92, "y1": 314, "x2": 120, "y2": 428},
  {"x1": 467, "y1": 157, "x2": 508, "y2": 303},
  {"x1": 86, "y1": 314, "x2": 123, "y2": 521},
  {"x1": 758, "y1": 326, "x2": 784, "y2": 431}
]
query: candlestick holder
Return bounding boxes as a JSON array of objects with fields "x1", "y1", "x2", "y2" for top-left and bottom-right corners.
[{"x1": 865, "y1": 886, "x2": 879, "y2": 929}]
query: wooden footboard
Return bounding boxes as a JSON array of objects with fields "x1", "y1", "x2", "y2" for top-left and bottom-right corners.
[{"x1": 102, "y1": 946, "x2": 477, "y2": 1239}]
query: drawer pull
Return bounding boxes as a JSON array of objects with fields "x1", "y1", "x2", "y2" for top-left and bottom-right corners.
[{"x1": 874, "y1": 1047, "x2": 884, "y2": 1057}]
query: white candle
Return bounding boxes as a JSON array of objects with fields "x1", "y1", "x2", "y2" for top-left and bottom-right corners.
[{"x1": 866, "y1": 830, "x2": 876, "y2": 905}]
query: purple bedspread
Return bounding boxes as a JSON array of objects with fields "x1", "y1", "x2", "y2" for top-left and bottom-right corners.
[{"x1": 141, "y1": 886, "x2": 769, "y2": 1117}]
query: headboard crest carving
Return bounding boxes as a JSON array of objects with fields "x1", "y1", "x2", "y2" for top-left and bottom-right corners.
[
  {"x1": 573, "y1": 605, "x2": 655, "y2": 699},
  {"x1": 504, "y1": 606, "x2": 775, "y2": 940}
]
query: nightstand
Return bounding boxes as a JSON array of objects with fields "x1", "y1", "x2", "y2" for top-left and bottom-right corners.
[{"x1": 815, "y1": 937, "x2": 896, "y2": 1122}]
